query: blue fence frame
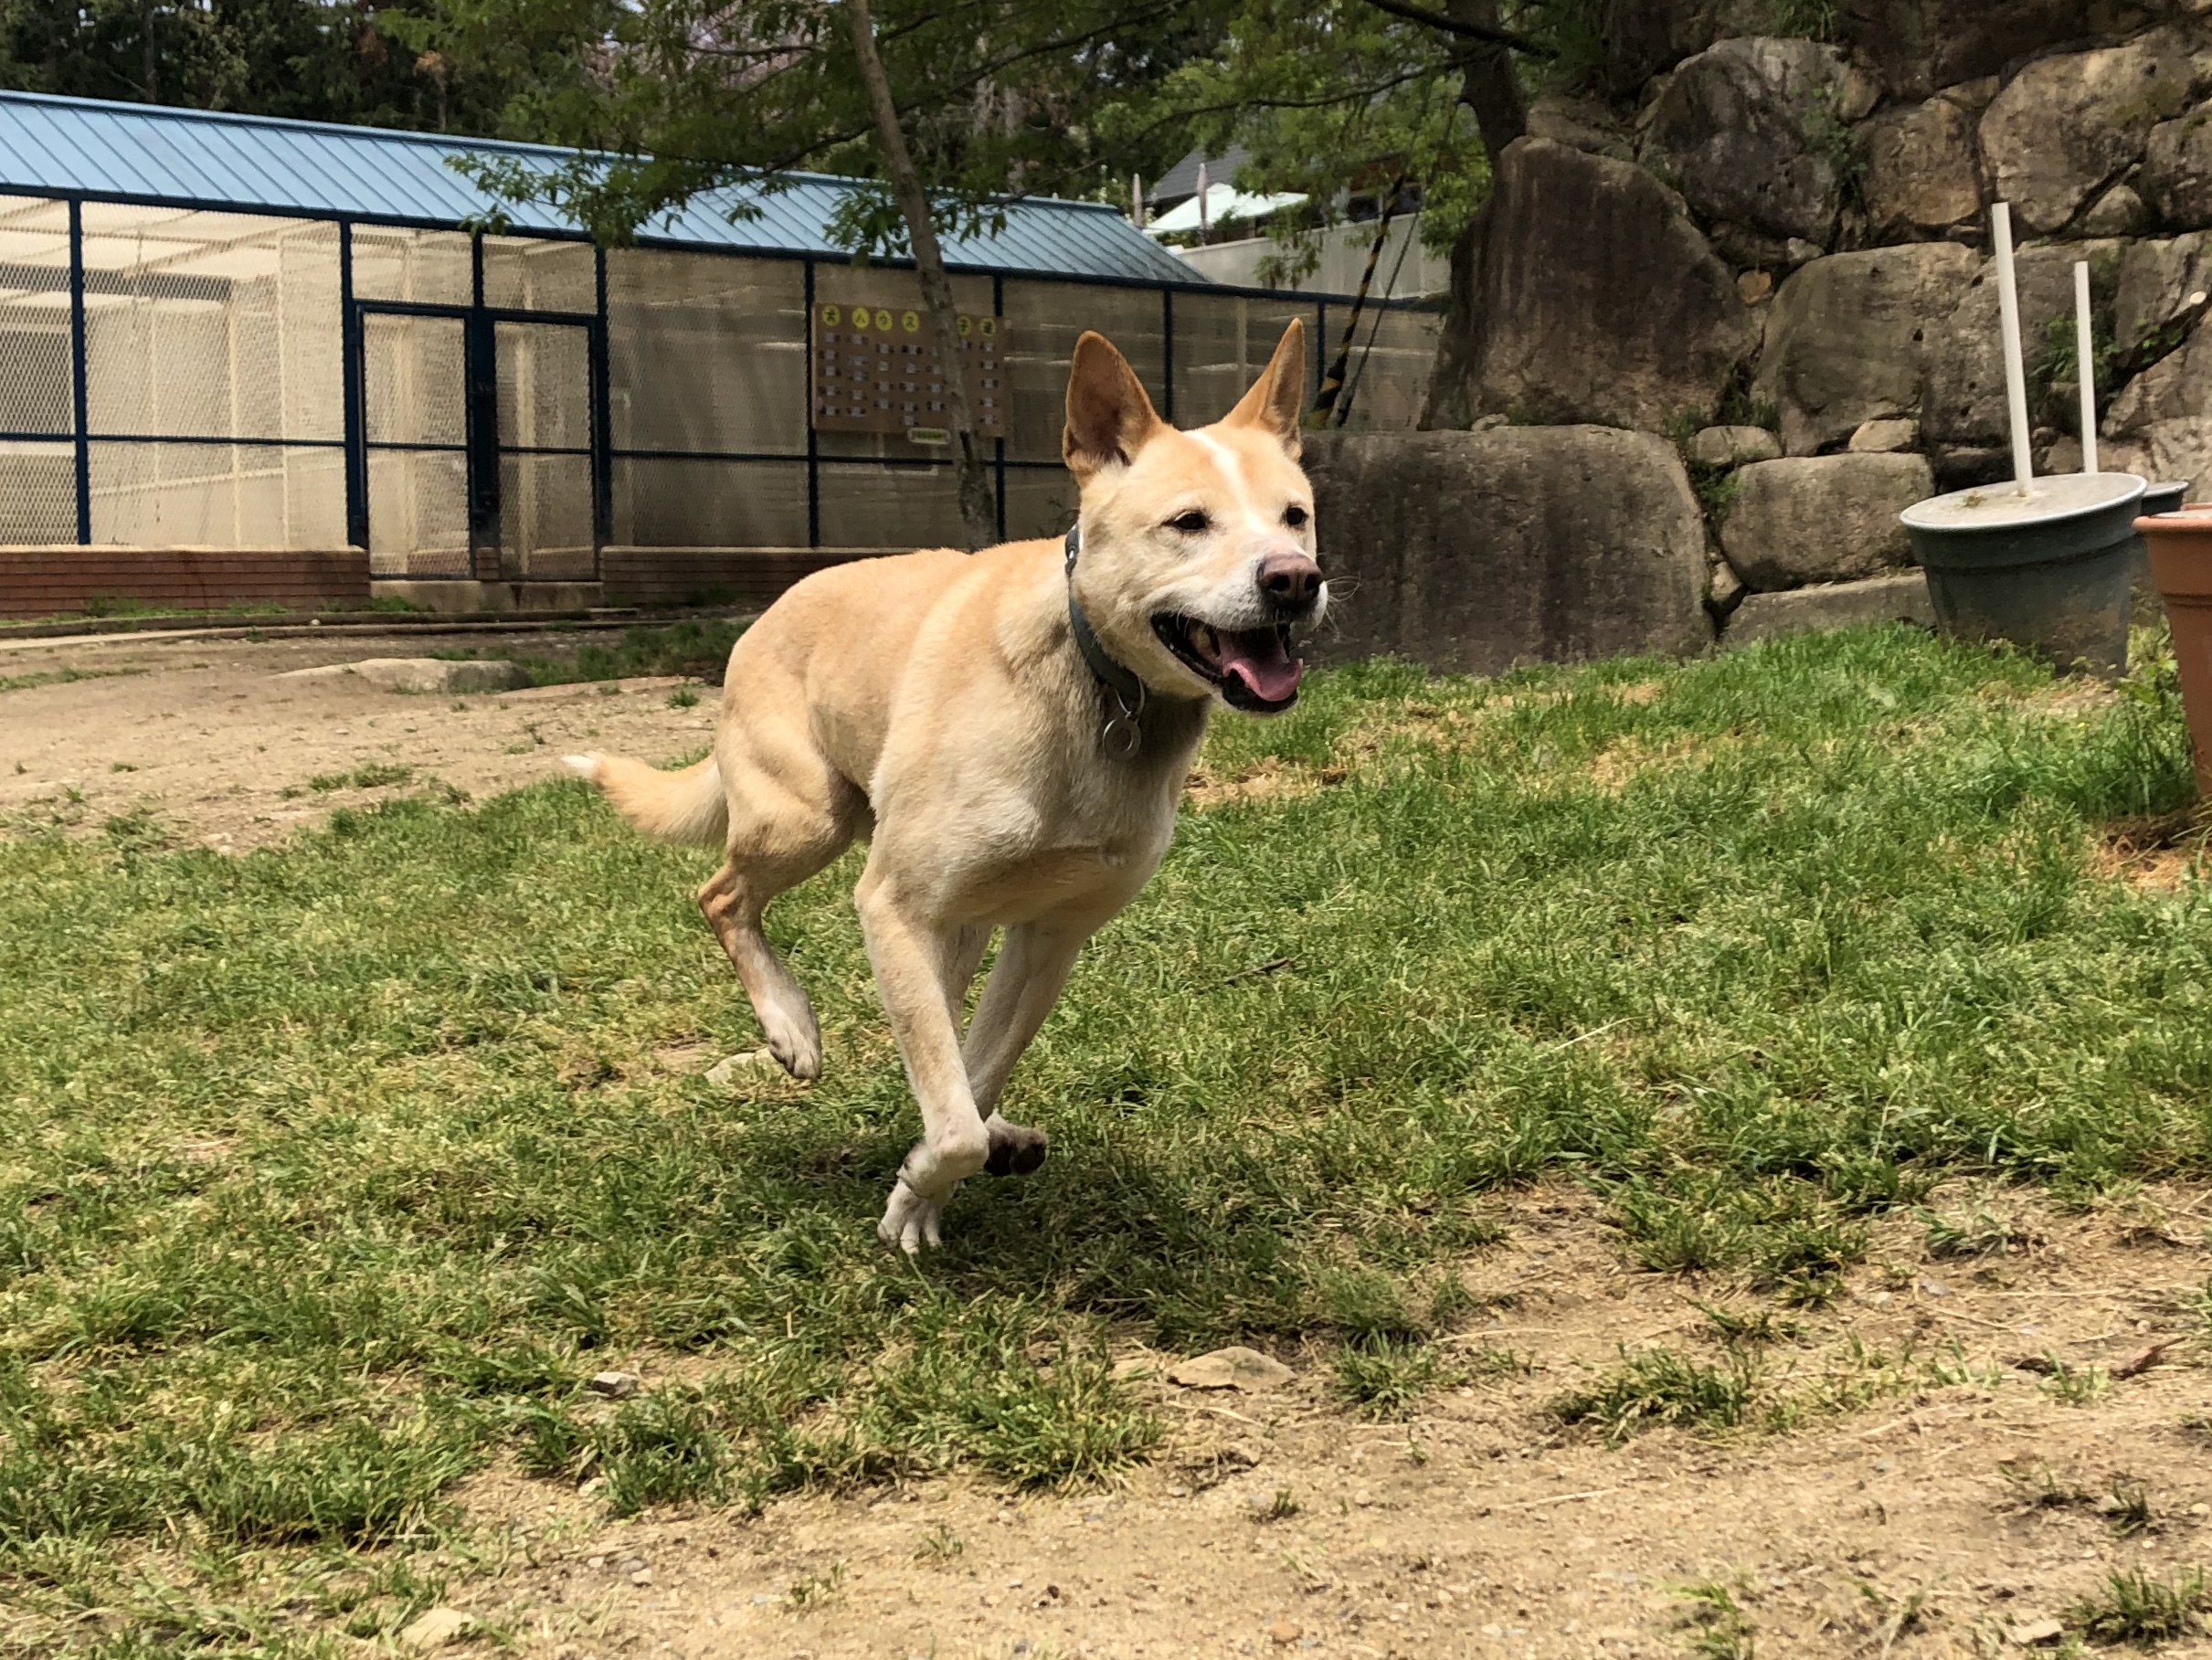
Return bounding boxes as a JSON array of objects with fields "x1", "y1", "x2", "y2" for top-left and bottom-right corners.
[{"x1": 17, "y1": 194, "x2": 1435, "y2": 566}]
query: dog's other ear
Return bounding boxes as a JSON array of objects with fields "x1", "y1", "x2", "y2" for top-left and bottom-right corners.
[
  {"x1": 1222, "y1": 317, "x2": 1307, "y2": 455},
  {"x1": 1064, "y1": 331, "x2": 1164, "y2": 480}
]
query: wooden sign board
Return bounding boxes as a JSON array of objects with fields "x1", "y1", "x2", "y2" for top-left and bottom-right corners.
[{"x1": 810, "y1": 302, "x2": 1006, "y2": 441}]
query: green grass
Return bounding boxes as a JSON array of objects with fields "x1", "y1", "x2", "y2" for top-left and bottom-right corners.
[
  {"x1": 1, "y1": 623, "x2": 2209, "y2": 1649},
  {"x1": 438, "y1": 618, "x2": 750, "y2": 687},
  {"x1": 2069, "y1": 1566, "x2": 2208, "y2": 1646}
]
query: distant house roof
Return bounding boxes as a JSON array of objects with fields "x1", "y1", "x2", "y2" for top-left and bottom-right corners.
[
  {"x1": 1150, "y1": 145, "x2": 1251, "y2": 211},
  {"x1": 0, "y1": 90, "x2": 1207, "y2": 285}
]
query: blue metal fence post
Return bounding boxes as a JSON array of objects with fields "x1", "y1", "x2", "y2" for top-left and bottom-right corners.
[
  {"x1": 339, "y1": 221, "x2": 367, "y2": 548},
  {"x1": 590, "y1": 244, "x2": 613, "y2": 559},
  {"x1": 68, "y1": 198, "x2": 89, "y2": 545},
  {"x1": 804, "y1": 259, "x2": 820, "y2": 549},
  {"x1": 1160, "y1": 285, "x2": 1175, "y2": 425},
  {"x1": 992, "y1": 271, "x2": 1006, "y2": 542}
]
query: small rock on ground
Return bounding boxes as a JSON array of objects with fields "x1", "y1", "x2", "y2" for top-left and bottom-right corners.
[
  {"x1": 275, "y1": 657, "x2": 529, "y2": 693},
  {"x1": 2006, "y1": 1616, "x2": 2065, "y2": 1646},
  {"x1": 587, "y1": 1370, "x2": 640, "y2": 1399},
  {"x1": 704, "y1": 1048, "x2": 778, "y2": 1085},
  {"x1": 1269, "y1": 1620, "x2": 1303, "y2": 1644},
  {"x1": 1169, "y1": 1346, "x2": 1295, "y2": 1390},
  {"x1": 398, "y1": 1607, "x2": 474, "y2": 1651}
]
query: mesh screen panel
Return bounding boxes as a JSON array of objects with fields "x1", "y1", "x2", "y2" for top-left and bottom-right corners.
[
  {"x1": 80, "y1": 206, "x2": 341, "y2": 443},
  {"x1": 1333, "y1": 304, "x2": 1443, "y2": 431},
  {"x1": 364, "y1": 313, "x2": 465, "y2": 447},
  {"x1": 612, "y1": 457, "x2": 809, "y2": 547},
  {"x1": 1000, "y1": 280, "x2": 1162, "y2": 461},
  {"x1": 351, "y1": 227, "x2": 474, "y2": 306},
  {"x1": 482, "y1": 237, "x2": 596, "y2": 314},
  {"x1": 90, "y1": 442, "x2": 345, "y2": 548},
  {"x1": 0, "y1": 197, "x2": 73, "y2": 437},
  {"x1": 1170, "y1": 291, "x2": 1317, "y2": 429},
  {"x1": 367, "y1": 450, "x2": 469, "y2": 576},
  {"x1": 498, "y1": 456, "x2": 595, "y2": 577},
  {"x1": 1001, "y1": 466, "x2": 1076, "y2": 542},
  {"x1": 0, "y1": 441, "x2": 77, "y2": 541},
  {"x1": 816, "y1": 460, "x2": 962, "y2": 549},
  {"x1": 496, "y1": 322, "x2": 591, "y2": 450},
  {"x1": 608, "y1": 249, "x2": 806, "y2": 455}
]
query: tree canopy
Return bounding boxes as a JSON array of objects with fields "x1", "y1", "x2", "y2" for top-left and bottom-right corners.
[{"x1": 0, "y1": 0, "x2": 566, "y2": 133}]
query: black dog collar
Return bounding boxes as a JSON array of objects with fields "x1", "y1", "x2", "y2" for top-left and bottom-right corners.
[{"x1": 1064, "y1": 523, "x2": 1146, "y2": 756}]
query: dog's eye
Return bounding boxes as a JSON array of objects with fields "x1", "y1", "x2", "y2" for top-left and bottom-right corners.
[
  {"x1": 1284, "y1": 504, "x2": 1309, "y2": 528},
  {"x1": 1167, "y1": 510, "x2": 1210, "y2": 534}
]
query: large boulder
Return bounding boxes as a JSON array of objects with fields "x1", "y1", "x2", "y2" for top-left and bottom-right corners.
[
  {"x1": 1725, "y1": 570, "x2": 1935, "y2": 646},
  {"x1": 1639, "y1": 37, "x2": 1856, "y2": 246},
  {"x1": 1922, "y1": 240, "x2": 2126, "y2": 448},
  {"x1": 2142, "y1": 103, "x2": 2212, "y2": 230},
  {"x1": 1837, "y1": 0, "x2": 2106, "y2": 102},
  {"x1": 1719, "y1": 453, "x2": 1933, "y2": 588},
  {"x1": 1975, "y1": 32, "x2": 2208, "y2": 235},
  {"x1": 2102, "y1": 306, "x2": 2212, "y2": 496},
  {"x1": 1302, "y1": 427, "x2": 1711, "y2": 674},
  {"x1": 1752, "y1": 244, "x2": 1980, "y2": 456},
  {"x1": 2113, "y1": 234, "x2": 2212, "y2": 360},
  {"x1": 1860, "y1": 95, "x2": 1984, "y2": 238},
  {"x1": 1422, "y1": 138, "x2": 1758, "y2": 433}
]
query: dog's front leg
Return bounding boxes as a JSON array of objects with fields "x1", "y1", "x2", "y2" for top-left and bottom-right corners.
[
  {"x1": 963, "y1": 919, "x2": 1093, "y2": 1178},
  {"x1": 856, "y1": 872, "x2": 993, "y2": 1253}
]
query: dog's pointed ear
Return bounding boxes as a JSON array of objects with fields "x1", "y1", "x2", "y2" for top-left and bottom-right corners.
[
  {"x1": 1064, "y1": 331, "x2": 1164, "y2": 481},
  {"x1": 1222, "y1": 317, "x2": 1307, "y2": 455}
]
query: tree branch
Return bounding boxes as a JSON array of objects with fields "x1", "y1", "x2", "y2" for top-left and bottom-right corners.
[{"x1": 1355, "y1": 0, "x2": 1551, "y2": 57}]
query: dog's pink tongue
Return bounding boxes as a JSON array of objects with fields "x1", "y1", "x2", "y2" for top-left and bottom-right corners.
[{"x1": 1219, "y1": 628, "x2": 1303, "y2": 703}]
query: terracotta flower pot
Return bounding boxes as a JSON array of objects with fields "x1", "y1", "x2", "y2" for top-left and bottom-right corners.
[
  {"x1": 2137, "y1": 506, "x2": 2212, "y2": 796},
  {"x1": 1900, "y1": 472, "x2": 2146, "y2": 675}
]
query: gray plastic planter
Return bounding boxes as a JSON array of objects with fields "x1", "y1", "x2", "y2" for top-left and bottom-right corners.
[{"x1": 1900, "y1": 472, "x2": 2148, "y2": 674}]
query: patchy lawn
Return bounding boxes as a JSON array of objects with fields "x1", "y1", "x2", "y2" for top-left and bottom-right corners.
[{"x1": 3, "y1": 624, "x2": 2209, "y2": 1655}]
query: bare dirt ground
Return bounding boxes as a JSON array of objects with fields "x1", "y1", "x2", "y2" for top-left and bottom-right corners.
[
  {"x1": 448, "y1": 1184, "x2": 2212, "y2": 1660},
  {"x1": 0, "y1": 627, "x2": 715, "y2": 848},
  {"x1": 9, "y1": 637, "x2": 2212, "y2": 1658}
]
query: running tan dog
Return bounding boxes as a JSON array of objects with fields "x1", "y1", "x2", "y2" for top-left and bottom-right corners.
[{"x1": 566, "y1": 322, "x2": 1325, "y2": 1252}]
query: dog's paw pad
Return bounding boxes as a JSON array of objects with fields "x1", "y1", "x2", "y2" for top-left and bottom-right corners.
[{"x1": 984, "y1": 1126, "x2": 1049, "y2": 1178}]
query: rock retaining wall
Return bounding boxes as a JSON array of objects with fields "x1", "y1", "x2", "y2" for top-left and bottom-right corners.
[{"x1": 1403, "y1": 6, "x2": 2212, "y2": 653}]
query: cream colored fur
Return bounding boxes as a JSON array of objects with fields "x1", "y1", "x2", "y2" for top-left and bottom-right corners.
[{"x1": 567, "y1": 322, "x2": 1325, "y2": 1252}]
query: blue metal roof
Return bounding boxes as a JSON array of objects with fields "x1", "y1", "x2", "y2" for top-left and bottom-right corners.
[{"x1": 0, "y1": 89, "x2": 1208, "y2": 286}]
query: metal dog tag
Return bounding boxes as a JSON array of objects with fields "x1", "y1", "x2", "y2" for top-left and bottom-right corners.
[{"x1": 1101, "y1": 713, "x2": 1142, "y2": 758}]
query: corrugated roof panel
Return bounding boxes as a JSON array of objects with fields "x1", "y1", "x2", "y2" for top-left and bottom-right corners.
[{"x1": 0, "y1": 90, "x2": 1207, "y2": 284}]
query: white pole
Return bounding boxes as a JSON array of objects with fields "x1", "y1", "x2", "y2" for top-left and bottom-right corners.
[
  {"x1": 1197, "y1": 162, "x2": 1211, "y2": 238},
  {"x1": 2074, "y1": 259, "x2": 2098, "y2": 474},
  {"x1": 1132, "y1": 174, "x2": 1143, "y2": 227},
  {"x1": 1991, "y1": 201, "x2": 2034, "y2": 495}
]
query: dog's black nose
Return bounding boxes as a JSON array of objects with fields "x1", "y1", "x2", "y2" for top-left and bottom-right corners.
[{"x1": 1258, "y1": 552, "x2": 1323, "y2": 607}]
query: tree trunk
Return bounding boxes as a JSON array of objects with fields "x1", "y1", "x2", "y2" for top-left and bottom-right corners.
[
  {"x1": 1447, "y1": 0, "x2": 1526, "y2": 171},
  {"x1": 844, "y1": 0, "x2": 999, "y2": 552},
  {"x1": 1418, "y1": 0, "x2": 1525, "y2": 428}
]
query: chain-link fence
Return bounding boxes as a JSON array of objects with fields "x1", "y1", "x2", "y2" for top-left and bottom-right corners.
[{"x1": 0, "y1": 198, "x2": 1440, "y2": 569}]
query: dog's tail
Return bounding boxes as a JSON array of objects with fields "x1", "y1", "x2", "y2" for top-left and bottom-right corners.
[{"x1": 564, "y1": 751, "x2": 729, "y2": 846}]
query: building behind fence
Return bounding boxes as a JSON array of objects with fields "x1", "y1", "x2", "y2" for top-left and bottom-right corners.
[{"x1": 0, "y1": 93, "x2": 1439, "y2": 618}]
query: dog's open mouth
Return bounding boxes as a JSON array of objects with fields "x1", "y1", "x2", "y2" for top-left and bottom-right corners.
[{"x1": 1151, "y1": 614, "x2": 1304, "y2": 712}]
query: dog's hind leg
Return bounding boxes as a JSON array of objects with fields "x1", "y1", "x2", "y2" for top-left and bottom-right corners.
[
  {"x1": 962, "y1": 919, "x2": 1095, "y2": 1179},
  {"x1": 697, "y1": 758, "x2": 859, "y2": 1083}
]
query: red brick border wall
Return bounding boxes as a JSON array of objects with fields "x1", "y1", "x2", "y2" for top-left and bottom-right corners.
[
  {"x1": 0, "y1": 546, "x2": 371, "y2": 619},
  {"x1": 599, "y1": 546, "x2": 895, "y2": 610}
]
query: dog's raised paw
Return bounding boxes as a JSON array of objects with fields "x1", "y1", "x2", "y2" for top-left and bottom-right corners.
[{"x1": 984, "y1": 1123, "x2": 1049, "y2": 1178}]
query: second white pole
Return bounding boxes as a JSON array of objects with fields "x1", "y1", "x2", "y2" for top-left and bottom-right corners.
[
  {"x1": 1992, "y1": 201, "x2": 2034, "y2": 494},
  {"x1": 2074, "y1": 260, "x2": 2099, "y2": 474}
]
